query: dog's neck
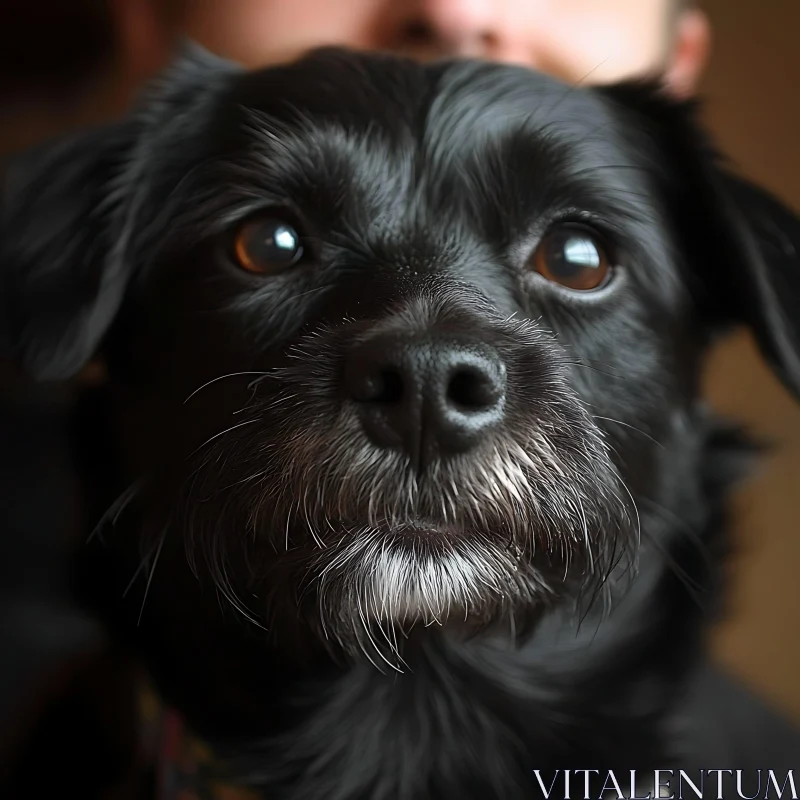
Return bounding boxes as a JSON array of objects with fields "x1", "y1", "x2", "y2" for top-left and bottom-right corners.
[{"x1": 175, "y1": 623, "x2": 689, "y2": 797}]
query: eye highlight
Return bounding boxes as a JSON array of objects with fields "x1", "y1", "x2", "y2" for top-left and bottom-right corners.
[
  {"x1": 529, "y1": 224, "x2": 612, "y2": 292},
  {"x1": 234, "y1": 216, "x2": 304, "y2": 274}
]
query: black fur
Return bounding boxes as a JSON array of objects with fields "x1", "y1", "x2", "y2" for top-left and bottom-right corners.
[{"x1": 2, "y1": 45, "x2": 800, "y2": 798}]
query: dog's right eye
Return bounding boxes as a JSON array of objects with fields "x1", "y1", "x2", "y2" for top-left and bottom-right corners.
[{"x1": 233, "y1": 216, "x2": 304, "y2": 274}]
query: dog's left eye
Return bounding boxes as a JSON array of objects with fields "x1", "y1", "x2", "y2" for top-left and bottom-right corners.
[
  {"x1": 529, "y1": 224, "x2": 612, "y2": 292},
  {"x1": 234, "y1": 216, "x2": 304, "y2": 274}
]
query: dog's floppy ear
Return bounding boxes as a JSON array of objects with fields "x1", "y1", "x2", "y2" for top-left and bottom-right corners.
[
  {"x1": 601, "y1": 83, "x2": 800, "y2": 400},
  {"x1": 0, "y1": 40, "x2": 237, "y2": 382},
  {"x1": 0, "y1": 122, "x2": 140, "y2": 381},
  {"x1": 715, "y1": 174, "x2": 800, "y2": 396}
]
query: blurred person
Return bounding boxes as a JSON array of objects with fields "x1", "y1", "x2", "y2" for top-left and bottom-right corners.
[
  {"x1": 1, "y1": 0, "x2": 710, "y2": 155},
  {"x1": 183, "y1": 0, "x2": 710, "y2": 97}
]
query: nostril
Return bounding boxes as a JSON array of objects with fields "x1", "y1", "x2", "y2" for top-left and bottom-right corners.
[
  {"x1": 446, "y1": 367, "x2": 501, "y2": 412},
  {"x1": 349, "y1": 362, "x2": 405, "y2": 404},
  {"x1": 374, "y1": 368, "x2": 404, "y2": 404}
]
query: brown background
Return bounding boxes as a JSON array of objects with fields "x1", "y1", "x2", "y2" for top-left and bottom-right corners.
[{"x1": 700, "y1": 0, "x2": 800, "y2": 719}]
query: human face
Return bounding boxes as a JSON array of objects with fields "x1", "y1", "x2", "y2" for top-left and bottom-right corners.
[{"x1": 182, "y1": 0, "x2": 686, "y2": 86}]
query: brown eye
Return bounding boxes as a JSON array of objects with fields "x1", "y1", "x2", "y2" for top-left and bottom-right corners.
[
  {"x1": 234, "y1": 216, "x2": 304, "y2": 274},
  {"x1": 530, "y1": 224, "x2": 611, "y2": 291}
]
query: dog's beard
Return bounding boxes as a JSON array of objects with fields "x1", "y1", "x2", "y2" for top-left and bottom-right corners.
[
  {"x1": 269, "y1": 412, "x2": 633, "y2": 665},
  {"x1": 295, "y1": 526, "x2": 549, "y2": 671},
  {"x1": 169, "y1": 302, "x2": 637, "y2": 665}
]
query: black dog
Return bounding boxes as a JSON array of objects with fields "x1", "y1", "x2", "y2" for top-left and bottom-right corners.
[{"x1": 2, "y1": 45, "x2": 800, "y2": 798}]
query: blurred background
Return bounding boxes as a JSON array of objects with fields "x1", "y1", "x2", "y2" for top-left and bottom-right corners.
[
  {"x1": 0, "y1": 0, "x2": 798, "y2": 734},
  {"x1": 700, "y1": 0, "x2": 800, "y2": 720}
]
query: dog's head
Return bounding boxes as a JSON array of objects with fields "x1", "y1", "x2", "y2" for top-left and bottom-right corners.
[{"x1": 3, "y1": 46, "x2": 799, "y2": 665}]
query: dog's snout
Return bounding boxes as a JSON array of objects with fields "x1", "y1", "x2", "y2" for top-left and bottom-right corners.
[{"x1": 345, "y1": 334, "x2": 506, "y2": 463}]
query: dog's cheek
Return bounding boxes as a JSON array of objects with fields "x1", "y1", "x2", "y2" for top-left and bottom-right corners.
[
  {"x1": 545, "y1": 294, "x2": 697, "y2": 497},
  {"x1": 106, "y1": 288, "x2": 269, "y2": 465}
]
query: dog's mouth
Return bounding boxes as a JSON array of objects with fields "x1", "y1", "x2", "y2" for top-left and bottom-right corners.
[{"x1": 308, "y1": 518, "x2": 517, "y2": 549}]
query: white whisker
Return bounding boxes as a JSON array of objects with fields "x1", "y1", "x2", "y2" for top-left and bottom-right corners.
[{"x1": 184, "y1": 371, "x2": 270, "y2": 404}]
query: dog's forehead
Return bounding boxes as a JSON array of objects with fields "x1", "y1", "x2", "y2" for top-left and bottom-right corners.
[
  {"x1": 200, "y1": 51, "x2": 644, "y2": 238},
  {"x1": 225, "y1": 52, "x2": 629, "y2": 168}
]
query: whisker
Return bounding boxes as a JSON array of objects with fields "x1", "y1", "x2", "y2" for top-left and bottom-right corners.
[
  {"x1": 593, "y1": 416, "x2": 664, "y2": 449},
  {"x1": 138, "y1": 527, "x2": 167, "y2": 625},
  {"x1": 546, "y1": 57, "x2": 612, "y2": 116},
  {"x1": 190, "y1": 418, "x2": 261, "y2": 457},
  {"x1": 123, "y1": 536, "x2": 161, "y2": 599},
  {"x1": 87, "y1": 480, "x2": 143, "y2": 544},
  {"x1": 184, "y1": 372, "x2": 270, "y2": 404},
  {"x1": 560, "y1": 359, "x2": 626, "y2": 381}
]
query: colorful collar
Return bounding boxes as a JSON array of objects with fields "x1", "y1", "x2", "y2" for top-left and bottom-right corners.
[{"x1": 140, "y1": 687, "x2": 261, "y2": 800}]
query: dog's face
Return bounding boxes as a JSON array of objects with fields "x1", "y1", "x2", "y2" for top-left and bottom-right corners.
[{"x1": 3, "y1": 47, "x2": 800, "y2": 666}]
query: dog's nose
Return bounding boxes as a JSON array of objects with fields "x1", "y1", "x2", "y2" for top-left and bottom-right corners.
[{"x1": 345, "y1": 334, "x2": 506, "y2": 463}]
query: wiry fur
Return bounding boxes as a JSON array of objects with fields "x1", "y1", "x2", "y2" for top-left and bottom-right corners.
[
  {"x1": 174, "y1": 294, "x2": 635, "y2": 665},
  {"x1": 2, "y1": 45, "x2": 800, "y2": 798}
]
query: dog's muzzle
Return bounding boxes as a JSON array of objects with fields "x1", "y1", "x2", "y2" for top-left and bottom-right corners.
[{"x1": 180, "y1": 292, "x2": 637, "y2": 661}]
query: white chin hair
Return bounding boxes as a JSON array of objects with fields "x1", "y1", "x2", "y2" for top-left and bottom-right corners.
[{"x1": 317, "y1": 530, "x2": 528, "y2": 627}]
